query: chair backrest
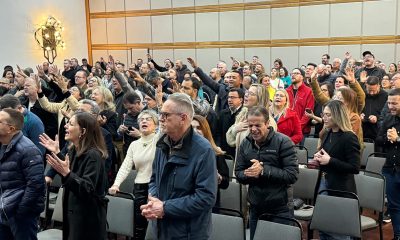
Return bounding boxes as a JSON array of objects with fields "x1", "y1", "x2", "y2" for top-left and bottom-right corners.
[
  {"x1": 304, "y1": 137, "x2": 319, "y2": 158},
  {"x1": 219, "y1": 182, "x2": 246, "y2": 214},
  {"x1": 310, "y1": 190, "x2": 361, "y2": 238},
  {"x1": 106, "y1": 192, "x2": 134, "y2": 237},
  {"x1": 365, "y1": 155, "x2": 386, "y2": 174},
  {"x1": 354, "y1": 171, "x2": 385, "y2": 212},
  {"x1": 51, "y1": 187, "x2": 64, "y2": 222},
  {"x1": 295, "y1": 146, "x2": 308, "y2": 165},
  {"x1": 211, "y1": 212, "x2": 245, "y2": 240},
  {"x1": 293, "y1": 167, "x2": 319, "y2": 200},
  {"x1": 225, "y1": 159, "x2": 234, "y2": 180},
  {"x1": 361, "y1": 142, "x2": 375, "y2": 167},
  {"x1": 119, "y1": 170, "x2": 137, "y2": 194},
  {"x1": 254, "y1": 214, "x2": 302, "y2": 240}
]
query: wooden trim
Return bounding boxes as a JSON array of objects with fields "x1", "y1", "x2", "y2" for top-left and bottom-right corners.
[
  {"x1": 91, "y1": 35, "x2": 399, "y2": 51},
  {"x1": 85, "y1": 0, "x2": 93, "y2": 64},
  {"x1": 90, "y1": 0, "x2": 375, "y2": 19}
]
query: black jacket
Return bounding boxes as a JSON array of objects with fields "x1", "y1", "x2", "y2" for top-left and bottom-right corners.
[
  {"x1": 319, "y1": 130, "x2": 360, "y2": 194},
  {"x1": 362, "y1": 90, "x2": 388, "y2": 140},
  {"x1": 176, "y1": 65, "x2": 191, "y2": 83},
  {"x1": 216, "y1": 106, "x2": 243, "y2": 158},
  {"x1": 376, "y1": 115, "x2": 400, "y2": 168},
  {"x1": 235, "y1": 128, "x2": 298, "y2": 209},
  {"x1": 61, "y1": 148, "x2": 107, "y2": 240}
]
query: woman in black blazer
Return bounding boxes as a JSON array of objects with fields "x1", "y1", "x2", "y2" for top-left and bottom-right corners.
[{"x1": 313, "y1": 100, "x2": 360, "y2": 240}]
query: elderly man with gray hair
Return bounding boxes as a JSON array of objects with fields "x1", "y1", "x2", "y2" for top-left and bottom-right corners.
[{"x1": 141, "y1": 93, "x2": 217, "y2": 239}]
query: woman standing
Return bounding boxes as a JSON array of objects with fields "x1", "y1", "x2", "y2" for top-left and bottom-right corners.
[
  {"x1": 191, "y1": 115, "x2": 229, "y2": 206},
  {"x1": 109, "y1": 110, "x2": 159, "y2": 240},
  {"x1": 46, "y1": 112, "x2": 108, "y2": 240},
  {"x1": 313, "y1": 100, "x2": 360, "y2": 240},
  {"x1": 279, "y1": 67, "x2": 292, "y2": 88},
  {"x1": 270, "y1": 68, "x2": 284, "y2": 90},
  {"x1": 91, "y1": 86, "x2": 118, "y2": 139},
  {"x1": 270, "y1": 89, "x2": 303, "y2": 145}
]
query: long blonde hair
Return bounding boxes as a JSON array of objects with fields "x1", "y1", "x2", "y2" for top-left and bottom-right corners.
[
  {"x1": 93, "y1": 86, "x2": 116, "y2": 112},
  {"x1": 324, "y1": 100, "x2": 352, "y2": 132},
  {"x1": 235, "y1": 84, "x2": 269, "y2": 123},
  {"x1": 270, "y1": 89, "x2": 290, "y2": 117}
]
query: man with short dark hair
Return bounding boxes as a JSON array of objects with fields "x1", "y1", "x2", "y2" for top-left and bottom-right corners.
[
  {"x1": 81, "y1": 58, "x2": 92, "y2": 72},
  {"x1": 216, "y1": 88, "x2": 244, "y2": 158},
  {"x1": 0, "y1": 94, "x2": 45, "y2": 155},
  {"x1": 235, "y1": 106, "x2": 298, "y2": 240},
  {"x1": 361, "y1": 76, "x2": 388, "y2": 140},
  {"x1": 141, "y1": 93, "x2": 217, "y2": 239},
  {"x1": 181, "y1": 77, "x2": 210, "y2": 117},
  {"x1": 286, "y1": 68, "x2": 315, "y2": 136},
  {"x1": 0, "y1": 109, "x2": 45, "y2": 240},
  {"x1": 175, "y1": 60, "x2": 191, "y2": 83},
  {"x1": 305, "y1": 63, "x2": 317, "y2": 84},
  {"x1": 322, "y1": 53, "x2": 330, "y2": 65},
  {"x1": 376, "y1": 88, "x2": 400, "y2": 240},
  {"x1": 62, "y1": 59, "x2": 76, "y2": 84}
]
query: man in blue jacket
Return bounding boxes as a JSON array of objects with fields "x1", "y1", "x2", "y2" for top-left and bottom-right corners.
[
  {"x1": 0, "y1": 108, "x2": 45, "y2": 240},
  {"x1": 141, "y1": 93, "x2": 217, "y2": 240}
]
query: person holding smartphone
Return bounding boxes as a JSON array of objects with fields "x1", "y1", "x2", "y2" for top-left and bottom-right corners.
[{"x1": 313, "y1": 100, "x2": 360, "y2": 240}]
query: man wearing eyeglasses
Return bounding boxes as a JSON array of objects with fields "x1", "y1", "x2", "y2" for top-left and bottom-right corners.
[
  {"x1": 355, "y1": 51, "x2": 386, "y2": 81},
  {"x1": 141, "y1": 93, "x2": 217, "y2": 239},
  {"x1": 0, "y1": 109, "x2": 45, "y2": 240}
]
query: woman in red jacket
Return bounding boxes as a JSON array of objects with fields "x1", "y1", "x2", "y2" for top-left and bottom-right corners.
[{"x1": 270, "y1": 89, "x2": 303, "y2": 145}]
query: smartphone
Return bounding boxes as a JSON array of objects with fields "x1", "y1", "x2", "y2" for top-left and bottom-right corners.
[{"x1": 305, "y1": 108, "x2": 312, "y2": 114}]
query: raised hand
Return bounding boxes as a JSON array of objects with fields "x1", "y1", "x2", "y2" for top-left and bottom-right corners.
[
  {"x1": 187, "y1": 57, "x2": 197, "y2": 69},
  {"x1": 36, "y1": 65, "x2": 45, "y2": 78},
  {"x1": 47, "y1": 153, "x2": 70, "y2": 177},
  {"x1": 16, "y1": 65, "x2": 28, "y2": 78},
  {"x1": 343, "y1": 67, "x2": 356, "y2": 83},
  {"x1": 344, "y1": 52, "x2": 351, "y2": 60},
  {"x1": 39, "y1": 133, "x2": 60, "y2": 154},
  {"x1": 359, "y1": 71, "x2": 368, "y2": 83},
  {"x1": 49, "y1": 65, "x2": 60, "y2": 77},
  {"x1": 108, "y1": 55, "x2": 116, "y2": 70}
]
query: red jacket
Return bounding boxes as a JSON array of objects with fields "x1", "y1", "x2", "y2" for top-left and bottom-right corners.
[
  {"x1": 277, "y1": 109, "x2": 303, "y2": 145},
  {"x1": 286, "y1": 83, "x2": 315, "y2": 134}
]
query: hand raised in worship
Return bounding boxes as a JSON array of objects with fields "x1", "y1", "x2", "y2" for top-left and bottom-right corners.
[
  {"x1": 187, "y1": 57, "x2": 197, "y2": 69},
  {"x1": 343, "y1": 67, "x2": 356, "y2": 84},
  {"x1": 359, "y1": 71, "x2": 368, "y2": 83},
  {"x1": 39, "y1": 133, "x2": 60, "y2": 154},
  {"x1": 16, "y1": 65, "x2": 28, "y2": 78},
  {"x1": 46, "y1": 153, "x2": 70, "y2": 177}
]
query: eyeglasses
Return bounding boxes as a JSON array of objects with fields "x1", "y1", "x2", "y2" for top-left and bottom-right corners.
[{"x1": 159, "y1": 111, "x2": 183, "y2": 119}]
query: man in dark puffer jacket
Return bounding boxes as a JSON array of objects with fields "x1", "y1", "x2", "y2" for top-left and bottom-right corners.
[
  {"x1": 235, "y1": 106, "x2": 298, "y2": 240},
  {"x1": 0, "y1": 109, "x2": 45, "y2": 240}
]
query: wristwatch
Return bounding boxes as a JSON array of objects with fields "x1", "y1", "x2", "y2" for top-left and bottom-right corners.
[{"x1": 259, "y1": 162, "x2": 264, "y2": 176}]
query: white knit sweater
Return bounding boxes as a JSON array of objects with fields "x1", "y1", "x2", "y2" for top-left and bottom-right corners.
[{"x1": 113, "y1": 132, "x2": 158, "y2": 185}]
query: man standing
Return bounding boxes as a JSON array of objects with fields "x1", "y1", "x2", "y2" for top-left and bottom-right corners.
[
  {"x1": 376, "y1": 88, "x2": 400, "y2": 240},
  {"x1": 321, "y1": 53, "x2": 330, "y2": 65},
  {"x1": 361, "y1": 76, "x2": 388, "y2": 141},
  {"x1": 0, "y1": 109, "x2": 45, "y2": 240},
  {"x1": 355, "y1": 51, "x2": 386, "y2": 81},
  {"x1": 235, "y1": 106, "x2": 298, "y2": 240},
  {"x1": 286, "y1": 68, "x2": 315, "y2": 137},
  {"x1": 141, "y1": 93, "x2": 217, "y2": 239}
]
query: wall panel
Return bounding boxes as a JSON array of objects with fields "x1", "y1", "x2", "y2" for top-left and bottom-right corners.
[
  {"x1": 108, "y1": 50, "x2": 129, "y2": 65},
  {"x1": 220, "y1": 48, "x2": 245, "y2": 65},
  {"x1": 244, "y1": 9, "x2": 270, "y2": 40},
  {"x1": 330, "y1": 3, "x2": 362, "y2": 37},
  {"x1": 150, "y1": 0, "x2": 172, "y2": 9},
  {"x1": 125, "y1": 0, "x2": 150, "y2": 10},
  {"x1": 299, "y1": 5, "x2": 329, "y2": 38},
  {"x1": 196, "y1": 12, "x2": 219, "y2": 42},
  {"x1": 173, "y1": 14, "x2": 196, "y2": 42},
  {"x1": 90, "y1": 18, "x2": 108, "y2": 44},
  {"x1": 92, "y1": 50, "x2": 108, "y2": 62},
  {"x1": 172, "y1": 0, "x2": 195, "y2": 8},
  {"x1": 271, "y1": 47, "x2": 299, "y2": 71},
  {"x1": 89, "y1": 0, "x2": 105, "y2": 13},
  {"x1": 152, "y1": 49, "x2": 174, "y2": 64},
  {"x1": 106, "y1": 18, "x2": 127, "y2": 44},
  {"x1": 126, "y1": 16, "x2": 152, "y2": 43},
  {"x1": 329, "y1": 45, "x2": 362, "y2": 61},
  {"x1": 196, "y1": 48, "x2": 220, "y2": 73},
  {"x1": 220, "y1": 11, "x2": 244, "y2": 41},
  {"x1": 244, "y1": 48, "x2": 271, "y2": 70},
  {"x1": 362, "y1": 0, "x2": 397, "y2": 36},
  {"x1": 105, "y1": 0, "x2": 124, "y2": 12},
  {"x1": 271, "y1": 7, "x2": 299, "y2": 40},
  {"x1": 151, "y1": 15, "x2": 173, "y2": 43},
  {"x1": 299, "y1": 46, "x2": 329, "y2": 66},
  {"x1": 361, "y1": 44, "x2": 396, "y2": 66}
]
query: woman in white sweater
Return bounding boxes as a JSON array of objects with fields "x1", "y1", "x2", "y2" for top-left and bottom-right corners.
[{"x1": 109, "y1": 109, "x2": 159, "y2": 240}]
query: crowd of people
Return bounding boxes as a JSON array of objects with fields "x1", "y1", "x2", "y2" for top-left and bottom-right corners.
[{"x1": 0, "y1": 50, "x2": 399, "y2": 240}]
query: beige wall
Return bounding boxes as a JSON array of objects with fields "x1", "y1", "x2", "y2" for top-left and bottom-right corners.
[
  {"x1": 89, "y1": 0, "x2": 400, "y2": 72},
  {"x1": 0, "y1": 0, "x2": 88, "y2": 68}
]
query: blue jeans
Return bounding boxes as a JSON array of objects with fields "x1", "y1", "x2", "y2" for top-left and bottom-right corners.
[
  {"x1": 0, "y1": 214, "x2": 38, "y2": 240},
  {"x1": 382, "y1": 168, "x2": 400, "y2": 237},
  {"x1": 318, "y1": 177, "x2": 352, "y2": 240},
  {"x1": 249, "y1": 205, "x2": 292, "y2": 240}
]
